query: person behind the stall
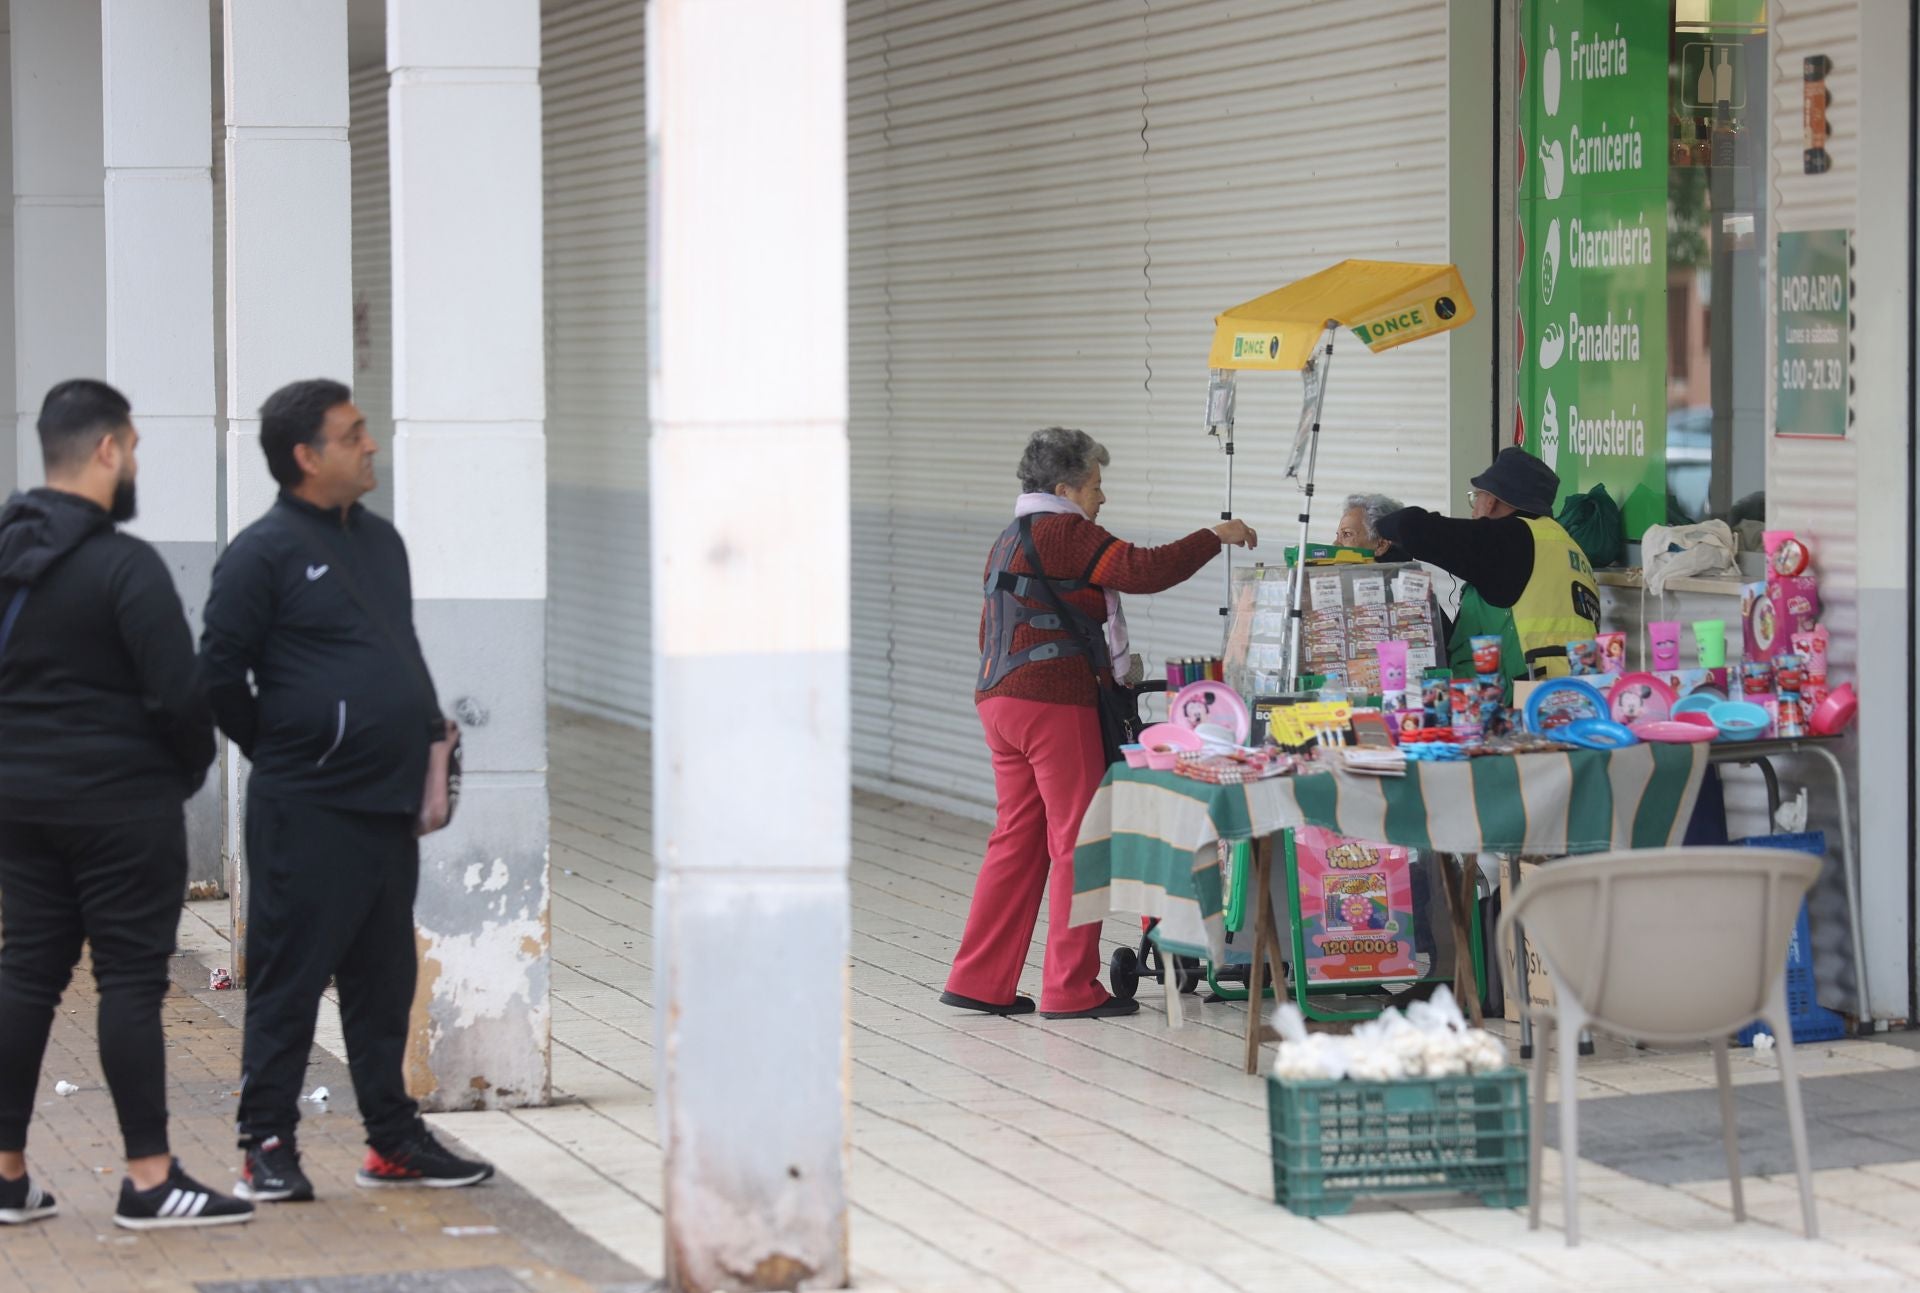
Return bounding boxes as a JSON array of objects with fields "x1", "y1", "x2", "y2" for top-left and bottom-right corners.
[
  {"x1": 1373, "y1": 447, "x2": 1599, "y2": 696},
  {"x1": 945, "y1": 427, "x2": 1256, "y2": 1020},
  {"x1": 1333, "y1": 493, "x2": 1412, "y2": 563}
]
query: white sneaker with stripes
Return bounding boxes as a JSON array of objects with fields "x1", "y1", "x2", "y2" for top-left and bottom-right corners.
[{"x1": 114, "y1": 1161, "x2": 254, "y2": 1230}]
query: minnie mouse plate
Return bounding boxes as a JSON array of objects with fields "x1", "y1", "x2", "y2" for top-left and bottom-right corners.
[
  {"x1": 1523, "y1": 678, "x2": 1611, "y2": 734},
  {"x1": 1609, "y1": 672, "x2": 1678, "y2": 727},
  {"x1": 1169, "y1": 681, "x2": 1252, "y2": 746}
]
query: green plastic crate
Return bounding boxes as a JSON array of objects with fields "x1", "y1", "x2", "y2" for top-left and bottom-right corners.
[{"x1": 1266, "y1": 1070, "x2": 1529, "y2": 1217}]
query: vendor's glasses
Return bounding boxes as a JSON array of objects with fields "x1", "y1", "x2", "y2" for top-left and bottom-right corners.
[{"x1": 1465, "y1": 487, "x2": 1484, "y2": 509}]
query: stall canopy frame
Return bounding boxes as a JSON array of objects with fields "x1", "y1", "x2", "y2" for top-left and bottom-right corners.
[{"x1": 1204, "y1": 259, "x2": 1477, "y2": 687}]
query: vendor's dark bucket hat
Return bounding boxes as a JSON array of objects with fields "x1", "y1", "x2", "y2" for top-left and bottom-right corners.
[{"x1": 1471, "y1": 447, "x2": 1560, "y2": 516}]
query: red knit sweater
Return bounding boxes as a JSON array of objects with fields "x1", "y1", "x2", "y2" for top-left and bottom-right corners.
[{"x1": 975, "y1": 515, "x2": 1223, "y2": 708}]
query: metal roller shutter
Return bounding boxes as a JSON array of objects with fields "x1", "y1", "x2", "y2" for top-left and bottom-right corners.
[
  {"x1": 542, "y1": 0, "x2": 651, "y2": 722},
  {"x1": 848, "y1": 0, "x2": 1452, "y2": 814}
]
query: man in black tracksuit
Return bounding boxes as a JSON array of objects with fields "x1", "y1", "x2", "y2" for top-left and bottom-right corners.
[
  {"x1": 0, "y1": 380, "x2": 252, "y2": 1230},
  {"x1": 201, "y1": 378, "x2": 490, "y2": 1202}
]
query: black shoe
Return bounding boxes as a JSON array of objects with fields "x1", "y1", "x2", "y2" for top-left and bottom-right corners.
[
  {"x1": 0, "y1": 1172, "x2": 57, "y2": 1225},
  {"x1": 939, "y1": 990, "x2": 1036, "y2": 1016},
  {"x1": 236, "y1": 1134, "x2": 314, "y2": 1203},
  {"x1": 114, "y1": 1161, "x2": 254, "y2": 1230},
  {"x1": 357, "y1": 1123, "x2": 494, "y2": 1190},
  {"x1": 1041, "y1": 995, "x2": 1143, "y2": 1020}
]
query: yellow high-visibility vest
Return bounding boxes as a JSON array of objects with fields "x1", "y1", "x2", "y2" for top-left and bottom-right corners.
[{"x1": 1511, "y1": 516, "x2": 1601, "y2": 677}]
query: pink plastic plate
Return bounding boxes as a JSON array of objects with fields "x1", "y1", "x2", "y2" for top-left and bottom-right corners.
[
  {"x1": 1633, "y1": 720, "x2": 1718, "y2": 744},
  {"x1": 1609, "y1": 672, "x2": 1678, "y2": 727},
  {"x1": 1168, "y1": 682, "x2": 1252, "y2": 746}
]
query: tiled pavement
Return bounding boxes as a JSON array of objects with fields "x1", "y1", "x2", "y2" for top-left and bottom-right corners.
[
  {"x1": 0, "y1": 945, "x2": 646, "y2": 1292},
  {"x1": 93, "y1": 709, "x2": 1920, "y2": 1290}
]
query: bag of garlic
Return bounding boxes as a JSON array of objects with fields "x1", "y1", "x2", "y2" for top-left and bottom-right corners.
[{"x1": 1270, "y1": 986, "x2": 1508, "y2": 1083}]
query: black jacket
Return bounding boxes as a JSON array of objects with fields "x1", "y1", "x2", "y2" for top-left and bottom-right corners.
[
  {"x1": 1372, "y1": 509, "x2": 1538, "y2": 609},
  {"x1": 200, "y1": 493, "x2": 440, "y2": 816},
  {"x1": 0, "y1": 488, "x2": 214, "y2": 822}
]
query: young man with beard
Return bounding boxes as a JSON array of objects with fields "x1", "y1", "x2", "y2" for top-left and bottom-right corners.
[
  {"x1": 0, "y1": 379, "x2": 252, "y2": 1229},
  {"x1": 201, "y1": 379, "x2": 490, "y2": 1203}
]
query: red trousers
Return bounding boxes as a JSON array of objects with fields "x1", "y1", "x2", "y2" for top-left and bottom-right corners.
[{"x1": 946, "y1": 697, "x2": 1109, "y2": 1014}]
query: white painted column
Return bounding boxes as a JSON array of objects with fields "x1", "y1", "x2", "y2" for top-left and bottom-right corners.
[
  {"x1": 222, "y1": 0, "x2": 352, "y2": 964},
  {"x1": 386, "y1": 0, "x2": 550, "y2": 1109},
  {"x1": 649, "y1": 2, "x2": 851, "y2": 1288},
  {"x1": 0, "y1": 12, "x2": 15, "y2": 491},
  {"x1": 1853, "y1": 0, "x2": 1913, "y2": 1020},
  {"x1": 102, "y1": 0, "x2": 221, "y2": 891},
  {"x1": 10, "y1": 0, "x2": 105, "y2": 491}
]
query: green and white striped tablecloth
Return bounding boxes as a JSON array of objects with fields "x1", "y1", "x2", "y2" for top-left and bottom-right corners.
[{"x1": 1068, "y1": 744, "x2": 1709, "y2": 961}]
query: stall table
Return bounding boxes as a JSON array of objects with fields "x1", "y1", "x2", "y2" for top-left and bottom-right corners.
[{"x1": 1070, "y1": 744, "x2": 1710, "y2": 1073}]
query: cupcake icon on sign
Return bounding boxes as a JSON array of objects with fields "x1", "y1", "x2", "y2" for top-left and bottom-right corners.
[{"x1": 1539, "y1": 389, "x2": 1560, "y2": 472}]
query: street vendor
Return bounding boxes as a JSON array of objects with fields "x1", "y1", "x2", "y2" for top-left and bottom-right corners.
[
  {"x1": 1332, "y1": 493, "x2": 1413, "y2": 562},
  {"x1": 1373, "y1": 447, "x2": 1599, "y2": 693},
  {"x1": 944, "y1": 426, "x2": 1256, "y2": 1021}
]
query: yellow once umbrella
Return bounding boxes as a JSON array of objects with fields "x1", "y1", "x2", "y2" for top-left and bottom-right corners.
[{"x1": 1207, "y1": 259, "x2": 1475, "y2": 371}]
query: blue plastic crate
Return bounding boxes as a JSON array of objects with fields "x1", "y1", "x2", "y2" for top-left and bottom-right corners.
[{"x1": 1732, "y1": 833, "x2": 1848, "y2": 1047}]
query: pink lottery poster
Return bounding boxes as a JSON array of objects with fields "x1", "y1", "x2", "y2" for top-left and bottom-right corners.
[{"x1": 1291, "y1": 825, "x2": 1418, "y2": 984}]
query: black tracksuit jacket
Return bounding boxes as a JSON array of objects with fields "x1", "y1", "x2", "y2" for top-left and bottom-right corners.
[
  {"x1": 0, "y1": 488, "x2": 215, "y2": 822},
  {"x1": 199, "y1": 493, "x2": 441, "y2": 817}
]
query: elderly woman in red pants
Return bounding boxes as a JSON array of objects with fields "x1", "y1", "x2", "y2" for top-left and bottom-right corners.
[{"x1": 942, "y1": 427, "x2": 1256, "y2": 1019}]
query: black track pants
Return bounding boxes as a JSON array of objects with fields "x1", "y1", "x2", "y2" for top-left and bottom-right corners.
[{"x1": 238, "y1": 793, "x2": 421, "y2": 1151}]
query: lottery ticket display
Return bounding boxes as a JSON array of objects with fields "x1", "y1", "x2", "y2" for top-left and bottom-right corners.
[{"x1": 1223, "y1": 562, "x2": 1441, "y2": 698}]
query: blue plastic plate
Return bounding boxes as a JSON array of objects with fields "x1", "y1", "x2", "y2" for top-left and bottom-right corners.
[
  {"x1": 1561, "y1": 717, "x2": 1640, "y2": 750},
  {"x1": 1524, "y1": 677, "x2": 1611, "y2": 734}
]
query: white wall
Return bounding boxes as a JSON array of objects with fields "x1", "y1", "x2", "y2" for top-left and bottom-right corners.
[{"x1": 1765, "y1": 0, "x2": 1912, "y2": 1019}]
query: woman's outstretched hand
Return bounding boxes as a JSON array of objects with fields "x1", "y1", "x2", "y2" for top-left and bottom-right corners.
[{"x1": 1213, "y1": 520, "x2": 1258, "y2": 549}]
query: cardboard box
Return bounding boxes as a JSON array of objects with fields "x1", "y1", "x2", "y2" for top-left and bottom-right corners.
[{"x1": 1497, "y1": 858, "x2": 1556, "y2": 1022}]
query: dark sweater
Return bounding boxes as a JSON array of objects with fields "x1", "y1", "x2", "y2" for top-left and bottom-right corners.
[
  {"x1": 0, "y1": 488, "x2": 214, "y2": 822},
  {"x1": 976, "y1": 515, "x2": 1221, "y2": 708},
  {"x1": 200, "y1": 493, "x2": 440, "y2": 815}
]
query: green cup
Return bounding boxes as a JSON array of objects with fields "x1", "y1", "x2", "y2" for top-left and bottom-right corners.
[{"x1": 1692, "y1": 619, "x2": 1727, "y2": 669}]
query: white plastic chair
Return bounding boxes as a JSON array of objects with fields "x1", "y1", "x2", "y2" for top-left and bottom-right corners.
[{"x1": 1498, "y1": 847, "x2": 1822, "y2": 1246}]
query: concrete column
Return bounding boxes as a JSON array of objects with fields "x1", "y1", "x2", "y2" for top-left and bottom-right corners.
[
  {"x1": 0, "y1": 13, "x2": 15, "y2": 495},
  {"x1": 102, "y1": 0, "x2": 220, "y2": 893},
  {"x1": 648, "y1": 2, "x2": 851, "y2": 1289},
  {"x1": 221, "y1": 0, "x2": 352, "y2": 965},
  {"x1": 10, "y1": 0, "x2": 105, "y2": 492},
  {"x1": 386, "y1": 0, "x2": 549, "y2": 1110}
]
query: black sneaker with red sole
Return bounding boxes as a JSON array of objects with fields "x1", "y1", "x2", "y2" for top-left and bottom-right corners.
[
  {"x1": 356, "y1": 1124, "x2": 494, "y2": 1190},
  {"x1": 235, "y1": 1134, "x2": 314, "y2": 1203}
]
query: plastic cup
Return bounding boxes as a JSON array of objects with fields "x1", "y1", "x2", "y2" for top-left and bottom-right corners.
[{"x1": 1691, "y1": 619, "x2": 1727, "y2": 669}]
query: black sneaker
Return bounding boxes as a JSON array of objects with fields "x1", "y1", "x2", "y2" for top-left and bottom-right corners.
[
  {"x1": 236, "y1": 1134, "x2": 314, "y2": 1203},
  {"x1": 114, "y1": 1161, "x2": 254, "y2": 1230},
  {"x1": 0, "y1": 1172, "x2": 57, "y2": 1225},
  {"x1": 357, "y1": 1123, "x2": 494, "y2": 1189}
]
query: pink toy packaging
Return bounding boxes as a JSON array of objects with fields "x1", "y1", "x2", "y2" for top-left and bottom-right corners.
[{"x1": 1744, "y1": 577, "x2": 1821, "y2": 660}]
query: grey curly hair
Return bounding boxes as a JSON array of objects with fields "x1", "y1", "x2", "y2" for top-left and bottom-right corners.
[
  {"x1": 1342, "y1": 493, "x2": 1404, "y2": 542},
  {"x1": 1017, "y1": 426, "x2": 1110, "y2": 495}
]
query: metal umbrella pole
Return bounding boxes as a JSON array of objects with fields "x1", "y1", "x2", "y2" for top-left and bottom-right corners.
[
  {"x1": 1283, "y1": 326, "x2": 1337, "y2": 690},
  {"x1": 1205, "y1": 368, "x2": 1239, "y2": 619}
]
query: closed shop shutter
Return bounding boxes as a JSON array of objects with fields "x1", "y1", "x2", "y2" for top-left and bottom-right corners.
[
  {"x1": 848, "y1": 0, "x2": 1453, "y2": 814},
  {"x1": 541, "y1": 0, "x2": 651, "y2": 721}
]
